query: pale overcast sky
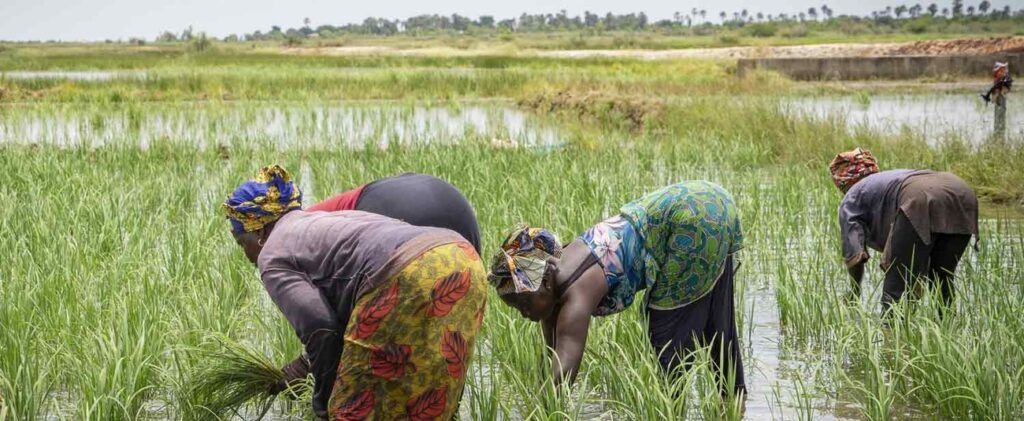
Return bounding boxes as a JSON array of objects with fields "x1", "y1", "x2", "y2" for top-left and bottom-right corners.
[{"x1": 0, "y1": 0, "x2": 1019, "y2": 41}]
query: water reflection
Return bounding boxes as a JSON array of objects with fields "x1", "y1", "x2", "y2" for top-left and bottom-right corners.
[
  {"x1": 1, "y1": 70, "x2": 145, "y2": 81},
  {"x1": 787, "y1": 95, "x2": 1023, "y2": 145},
  {"x1": 0, "y1": 104, "x2": 566, "y2": 149}
]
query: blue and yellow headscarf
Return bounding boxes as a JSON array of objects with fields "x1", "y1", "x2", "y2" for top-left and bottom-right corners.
[
  {"x1": 223, "y1": 165, "x2": 303, "y2": 234},
  {"x1": 488, "y1": 225, "x2": 562, "y2": 296}
]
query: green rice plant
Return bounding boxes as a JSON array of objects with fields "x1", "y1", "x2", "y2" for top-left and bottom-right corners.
[
  {"x1": 463, "y1": 352, "x2": 509, "y2": 420},
  {"x1": 502, "y1": 364, "x2": 600, "y2": 420},
  {"x1": 0, "y1": 289, "x2": 54, "y2": 421},
  {"x1": 845, "y1": 321, "x2": 907, "y2": 420},
  {"x1": 179, "y1": 334, "x2": 286, "y2": 421},
  {"x1": 587, "y1": 314, "x2": 696, "y2": 420},
  {"x1": 770, "y1": 367, "x2": 816, "y2": 421}
]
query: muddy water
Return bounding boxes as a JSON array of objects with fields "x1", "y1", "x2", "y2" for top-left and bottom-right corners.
[
  {"x1": 0, "y1": 103, "x2": 566, "y2": 149},
  {"x1": 742, "y1": 265, "x2": 857, "y2": 420},
  {"x1": 787, "y1": 94, "x2": 1023, "y2": 145}
]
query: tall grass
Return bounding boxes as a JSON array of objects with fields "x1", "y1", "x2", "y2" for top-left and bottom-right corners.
[{"x1": 0, "y1": 50, "x2": 792, "y2": 103}]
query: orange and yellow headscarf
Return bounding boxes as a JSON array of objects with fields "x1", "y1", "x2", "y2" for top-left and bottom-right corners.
[
  {"x1": 488, "y1": 225, "x2": 562, "y2": 296},
  {"x1": 829, "y1": 148, "x2": 879, "y2": 193},
  {"x1": 223, "y1": 165, "x2": 303, "y2": 234}
]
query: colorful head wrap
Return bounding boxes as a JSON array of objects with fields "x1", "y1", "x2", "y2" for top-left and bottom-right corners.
[
  {"x1": 829, "y1": 147, "x2": 879, "y2": 193},
  {"x1": 993, "y1": 62, "x2": 1008, "y2": 79},
  {"x1": 488, "y1": 225, "x2": 562, "y2": 296},
  {"x1": 223, "y1": 165, "x2": 303, "y2": 234}
]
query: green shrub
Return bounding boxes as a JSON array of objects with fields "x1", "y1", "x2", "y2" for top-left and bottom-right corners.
[
  {"x1": 903, "y1": 18, "x2": 930, "y2": 34},
  {"x1": 779, "y1": 25, "x2": 810, "y2": 38},
  {"x1": 717, "y1": 34, "x2": 741, "y2": 45},
  {"x1": 692, "y1": 25, "x2": 716, "y2": 36},
  {"x1": 611, "y1": 34, "x2": 641, "y2": 48},
  {"x1": 283, "y1": 35, "x2": 303, "y2": 47},
  {"x1": 838, "y1": 21, "x2": 872, "y2": 35},
  {"x1": 190, "y1": 33, "x2": 211, "y2": 52},
  {"x1": 744, "y1": 23, "x2": 778, "y2": 37}
]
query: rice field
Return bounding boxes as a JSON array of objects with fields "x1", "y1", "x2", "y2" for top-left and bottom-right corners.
[{"x1": 1, "y1": 47, "x2": 1023, "y2": 421}]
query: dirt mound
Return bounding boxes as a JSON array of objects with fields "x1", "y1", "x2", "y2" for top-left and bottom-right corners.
[
  {"x1": 540, "y1": 36, "x2": 1024, "y2": 60},
  {"x1": 289, "y1": 36, "x2": 1024, "y2": 60},
  {"x1": 887, "y1": 36, "x2": 1024, "y2": 56},
  {"x1": 519, "y1": 90, "x2": 664, "y2": 131}
]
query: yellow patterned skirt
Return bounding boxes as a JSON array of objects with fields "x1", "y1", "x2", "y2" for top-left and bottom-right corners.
[{"x1": 328, "y1": 241, "x2": 487, "y2": 421}]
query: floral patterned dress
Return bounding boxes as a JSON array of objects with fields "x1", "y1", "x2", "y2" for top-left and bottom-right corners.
[
  {"x1": 579, "y1": 181, "x2": 743, "y2": 315},
  {"x1": 328, "y1": 241, "x2": 487, "y2": 421}
]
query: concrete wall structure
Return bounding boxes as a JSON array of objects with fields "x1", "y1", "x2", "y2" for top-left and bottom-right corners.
[{"x1": 738, "y1": 53, "x2": 1024, "y2": 80}]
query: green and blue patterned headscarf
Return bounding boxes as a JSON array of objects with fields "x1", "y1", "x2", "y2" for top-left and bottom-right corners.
[
  {"x1": 223, "y1": 165, "x2": 303, "y2": 234},
  {"x1": 488, "y1": 225, "x2": 562, "y2": 296}
]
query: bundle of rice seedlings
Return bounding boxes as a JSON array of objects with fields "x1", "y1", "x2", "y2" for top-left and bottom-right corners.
[{"x1": 182, "y1": 333, "x2": 284, "y2": 421}]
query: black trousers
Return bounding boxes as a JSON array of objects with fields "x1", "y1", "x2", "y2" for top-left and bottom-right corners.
[
  {"x1": 646, "y1": 255, "x2": 745, "y2": 395},
  {"x1": 356, "y1": 173, "x2": 482, "y2": 254},
  {"x1": 882, "y1": 211, "x2": 971, "y2": 315}
]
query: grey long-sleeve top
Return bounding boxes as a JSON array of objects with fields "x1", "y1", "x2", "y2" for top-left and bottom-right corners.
[
  {"x1": 838, "y1": 169, "x2": 927, "y2": 267},
  {"x1": 838, "y1": 169, "x2": 978, "y2": 268},
  {"x1": 256, "y1": 210, "x2": 456, "y2": 417}
]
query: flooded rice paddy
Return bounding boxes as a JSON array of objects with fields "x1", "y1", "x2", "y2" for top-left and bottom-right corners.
[
  {"x1": 4, "y1": 94, "x2": 1016, "y2": 150},
  {"x1": 787, "y1": 94, "x2": 1023, "y2": 145},
  {"x1": 2, "y1": 91, "x2": 1022, "y2": 420},
  {"x1": 1, "y1": 70, "x2": 146, "y2": 81},
  {"x1": 0, "y1": 103, "x2": 565, "y2": 149}
]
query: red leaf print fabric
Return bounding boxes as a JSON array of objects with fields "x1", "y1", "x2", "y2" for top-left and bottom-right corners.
[
  {"x1": 406, "y1": 386, "x2": 448, "y2": 421},
  {"x1": 334, "y1": 389, "x2": 374, "y2": 421},
  {"x1": 370, "y1": 343, "x2": 415, "y2": 380},
  {"x1": 426, "y1": 271, "x2": 470, "y2": 317},
  {"x1": 440, "y1": 329, "x2": 468, "y2": 379},
  {"x1": 475, "y1": 304, "x2": 485, "y2": 328},
  {"x1": 353, "y1": 283, "x2": 399, "y2": 340},
  {"x1": 456, "y1": 241, "x2": 478, "y2": 259}
]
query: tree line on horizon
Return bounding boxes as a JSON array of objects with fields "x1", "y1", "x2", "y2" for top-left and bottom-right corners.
[{"x1": 143, "y1": 1, "x2": 1022, "y2": 43}]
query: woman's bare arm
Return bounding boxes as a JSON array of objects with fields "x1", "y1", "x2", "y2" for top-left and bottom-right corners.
[{"x1": 550, "y1": 266, "x2": 607, "y2": 386}]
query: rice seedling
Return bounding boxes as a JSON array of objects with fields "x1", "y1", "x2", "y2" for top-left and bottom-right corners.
[
  {"x1": 462, "y1": 353, "x2": 509, "y2": 420},
  {"x1": 178, "y1": 334, "x2": 289, "y2": 421}
]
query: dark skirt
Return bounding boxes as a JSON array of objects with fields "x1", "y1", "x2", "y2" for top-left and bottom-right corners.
[
  {"x1": 645, "y1": 255, "x2": 745, "y2": 395},
  {"x1": 357, "y1": 173, "x2": 482, "y2": 254},
  {"x1": 882, "y1": 210, "x2": 971, "y2": 315}
]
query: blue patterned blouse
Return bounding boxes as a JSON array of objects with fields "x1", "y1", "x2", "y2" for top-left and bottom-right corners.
[
  {"x1": 579, "y1": 181, "x2": 743, "y2": 315},
  {"x1": 578, "y1": 215, "x2": 645, "y2": 316}
]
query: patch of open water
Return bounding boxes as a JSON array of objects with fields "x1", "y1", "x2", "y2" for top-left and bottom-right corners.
[
  {"x1": 0, "y1": 103, "x2": 567, "y2": 150},
  {"x1": 787, "y1": 94, "x2": 1023, "y2": 146},
  {"x1": 1, "y1": 70, "x2": 146, "y2": 81}
]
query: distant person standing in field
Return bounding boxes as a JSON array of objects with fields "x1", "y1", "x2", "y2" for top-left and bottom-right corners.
[
  {"x1": 306, "y1": 172, "x2": 481, "y2": 254},
  {"x1": 487, "y1": 181, "x2": 745, "y2": 395},
  {"x1": 224, "y1": 165, "x2": 486, "y2": 419},
  {"x1": 829, "y1": 148, "x2": 979, "y2": 316}
]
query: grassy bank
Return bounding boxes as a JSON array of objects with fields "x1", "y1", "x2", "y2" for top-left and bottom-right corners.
[
  {"x1": 2, "y1": 44, "x2": 999, "y2": 104},
  {"x1": 1, "y1": 47, "x2": 793, "y2": 103}
]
